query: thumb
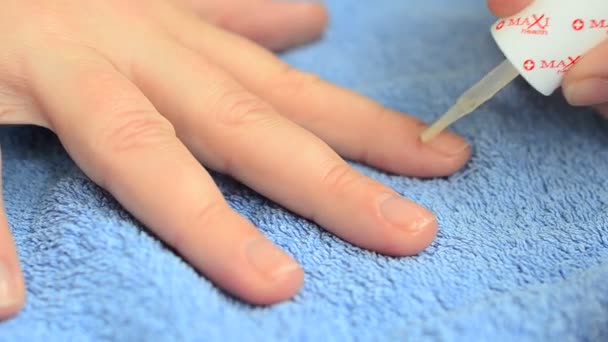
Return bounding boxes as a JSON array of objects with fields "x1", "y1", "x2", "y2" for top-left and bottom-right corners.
[
  {"x1": 487, "y1": 0, "x2": 533, "y2": 18},
  {"x1": 0, "y1": 146, "x2": 25, "y2": 320},
  {"x1": 562, "y1": 39, "x2": 608, "y2": 108}
]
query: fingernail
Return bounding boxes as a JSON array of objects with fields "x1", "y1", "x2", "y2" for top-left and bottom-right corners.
[
  {"x1": 424, "y1": 131, "x2": 469, "y2": 156},
  {"x1": 246, "y1": 239, "x2": 300, "y2": 280},
  {"x1": 564, "y1": 78, "x2": 608, "y2": 106},
  {"x1": 379, "y1": 194, "x2": 436, "y2": 233},
  {"x1": 0, "y1": 261, "x2": 18, "y2": 308}
]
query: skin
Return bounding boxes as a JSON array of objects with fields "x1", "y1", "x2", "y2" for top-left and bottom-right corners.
[{"x1": 488, "y1": 0, "x2": 608, "y2": 118}]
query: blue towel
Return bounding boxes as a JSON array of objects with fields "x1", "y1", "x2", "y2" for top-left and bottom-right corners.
[{"x1": 2, "y1": 0, "x2": 608, "y2": 340}]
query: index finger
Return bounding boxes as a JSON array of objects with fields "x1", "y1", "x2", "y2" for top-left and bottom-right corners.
[
  {"x1": 487, "y1": 0, "x2": 532, "y2": 17},
  {"x1": 170, "y1": 12, "x2": 471, "y2": 179}
]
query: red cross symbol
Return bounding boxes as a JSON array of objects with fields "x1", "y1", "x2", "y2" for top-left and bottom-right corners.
[
  {"x1": 572, "y1": 19, "x2": 585, "y2": 31},
  {"x1": 496, "y1": 20, "x2": 505, "y2": 30},
  {"x1": 523, "y1": 59, "x2": 536, "y2": 71}
]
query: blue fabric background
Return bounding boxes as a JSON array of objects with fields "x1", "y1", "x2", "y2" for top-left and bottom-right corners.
[{"x1": 1, "y1": 0, "x2": 607, "y2": 340}]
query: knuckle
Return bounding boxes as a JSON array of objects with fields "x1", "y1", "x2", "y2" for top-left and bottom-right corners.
[
  {"x1": 321, "y1": 162, "x2": 362, "y2": 194},
  {"x1": 269, "y1": 66, "x2": 322, "y2": 98},
  {"x1": 191, "y1": 201, "x2": 226, "y2": 234},
  {"x1": 214, "y1": 89, "x2": 275, "y2": 128},
  {"x1": 99, "y1": 111, "x2": 176, "y2": 156},
  {"x1": 76, "y1": 68, "x2": 136, "y2": 105},
  {"x1": 0, "y1": 86, "x2": 46, "y2": 127},
  {"x1": 168, "y1": 201, "x2": 226, "y2": 251}
]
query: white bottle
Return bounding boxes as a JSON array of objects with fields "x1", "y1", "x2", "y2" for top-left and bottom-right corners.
[{"x1": 421, "y1": 0, "x2": 608, "y2": 143}]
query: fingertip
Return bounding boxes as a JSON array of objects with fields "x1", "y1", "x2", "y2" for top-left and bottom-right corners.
[
  {"x1": 0, "y1": 303, "x2": 23, "y2": 321},
  {"x1": 236, "y1": 238, "x2": 305, "y2": 305},
  {"x1": 386, "y1": 206, "x2": 438, "y2": 257},
  {"x1": 404, "y1": 207, "x2": 439, "y2": 255},
  {"x1": 246, "y1": 264, "x2": 305, "y2": 306},
  {"x1": 204, "y1": 228, "x2": 305, "y2": 306},
  {"x1": 301, "y1": 2, "x2": 329, "y2": 38},
  {"x1": 375, "y1": 122, "x2": 471, "y2": 179},
  {"x1": 486, "y1": 0, "x2": 503, "y2": 17},
  {"x1": 0, "y1": 263, "x2": 26, "y2": 321},
  {"x1": 0, "y1": 154, "x2": 26, "y2": 321},
  {"x1": 220, "y1": 1, "x2": 330, "y2": 51},
  {"x1": 346, "y1": 108, "x2": 471, "y2": 179},
  {"x1": 421, "y1": 130, "x2": 472, "y2": 175},
  {"x1": 265, "y1": 2, "x2": 329, "y2": 51},
  {"x1": 226, "y1": 261, "x2": 304, "y2": 306},
  {"x1": 373, "y1": 194, "x2": 439, "y2": 256},
  {"x1": 487, "y1": 0, "x2": 532, "y2": 18}
]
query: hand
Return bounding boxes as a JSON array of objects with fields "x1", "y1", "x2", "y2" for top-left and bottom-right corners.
[
  {"x1": 0, "y1": 0, "x2": 471, "y2": 319},
  {"x1": 487, "y1": 0, "x2": 608, "y2": 117}
]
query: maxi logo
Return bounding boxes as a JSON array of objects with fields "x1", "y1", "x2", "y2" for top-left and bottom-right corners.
[
  {"x1": 541, "y1": 56, "x2": 581, "y2": 74},
  {"x1": 522, "y1": 56, "x2": 581, "y2": 74},
  {"x1": 591, "y1": 19, "x2": 608, "y2": 29},
  {"x1": 526, "y1": 14, "x2": 549, "y2": 30},
  {"x1": 496, "y1": 14, "x2": 550, "y2": 35}
]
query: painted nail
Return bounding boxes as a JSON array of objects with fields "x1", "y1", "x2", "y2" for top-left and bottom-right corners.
[
  {"x1": 246, "y1": 239, "x2": 300, "y2": 280},
  {"x1": 425, "y1": 131, "x2": 469, "y2": 156},
  {"x1": 0, "y1": 261, "x2": 17, "y2": 308},
  {"x1": 378, "y1": 194, "x2": 436, "y2": 233},
  {"x1": 564, "y1": 78, "x2": 608, "y2": 106}
]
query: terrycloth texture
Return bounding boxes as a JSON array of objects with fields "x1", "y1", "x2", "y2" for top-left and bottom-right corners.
[{"x1": 1, "y1": 0, "x2": 608, "y2": 340}]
